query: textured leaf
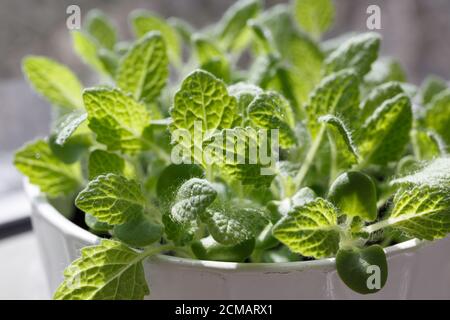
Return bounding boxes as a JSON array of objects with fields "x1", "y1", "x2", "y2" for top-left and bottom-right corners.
[
  {"x1": 130, "y1": 10, "x2": 181, "y2": 65},
  {"x1": 273, "y1": 198, "x2": 340, "y2": 258},
  {"x1": 193, "y1": 35, "x2": 230, "y2": 82},
  {"x1": 364, "y1": 57, "x2": 406, "y2": 87},
  {"x1": 357, "y1": 94, "x2": 412, "y2": 166},
  {"x1": 75, "y1": 174, "x2": 145, "y2": 225},
  {"x1": 170, "y1": 69, "x2": 237, "y2": 139},
  {"x1": 72, "y1": 31, "x2": 108, "y2": 75},
  {"x1": 164, "y1": 178, "x2": 217, "y2": 245},
  {"x1": 54, "y1": 240, "x2": 149, "y2": 300},
  {"x1": 54, "y1": 111, "x2": 88, "y2": 145},
  {"x1": 228, "y1": 82, "x2": 262, "y2": 125},
  {"x1": 201, "y1": 204, "x2": 268, "y2": 245},
  {"x1": 217, "y1": 0, "x2": 262, "y2": 52},
  {"x1": 391, "y1": 157, "x2": 450, "y2": 188},
  {"x1": 305, "y1": 70, "x2": 360, "y2": 138},
  {"x1": 117, "y1": 32, "x2": 168, "y2": 103},
  {"x1": 424, "y1": 89, "x2": 450, "y2": 145},
  {"x1": 88, "y1": 150, "x2": 126, "y2": 180},
  {"x1": 85, "y1": 9, "x2": 117, "y2": 50},
  {"x1": 84, "y1": 88, "x2": 151, "y2": 154},
  {"x1": 248, "y1": 92, "x2": 296, "y2": 148},
  {"x1": 319, "y1": 115, "x2": 359, "y2": 168},
  {"x1": 385, "y1": 186, "x2": 450, "y2": 240},
  {"x1": 412, "y1": 130, "x2": 445, "y2": 161},
  {"x1": 324, "y1": 32, "x2": 380, "y2": 78},
  {"x1": 203, "y1": 127, "x2": 276, "y2": 186},
  {"x1": 419, "y1": 75, "x2": 448, "y2": 106},
  {"x1": 294, "y1": 0, "x2": 334, "y2": 38},
  {"x1": 360, "y1": 82, "x2": 404, "y2": 123},
  {"x1": 22, "y1": 56, "x2": 83, "y2": 109},
  {"x1": 14, "y1": 140, "x2": 81, "y2": 197}
]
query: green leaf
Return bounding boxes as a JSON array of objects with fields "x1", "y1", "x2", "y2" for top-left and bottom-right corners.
[
  {"x1": 130, "y1": 10, "x2": 181, "y2": 65},
  {"x1": 117, "y1": 32, "x2": 168, "y2": 104},
  {"x1": 75, "y1": 174, "x2": 145, "y2": 225},
  {"x1": 391, "y1": 157, "x2": 450, "y2": 188},
  {"x1": 319, "y1": 115, "x2": 359, "y2": 169},
  {"x1": 324, "y1": 32, "x2": 380, "y2": 78},
  {"x1": 54, "y1": 239, "x2": 149, "y2": 300},
  {"x1": 203, "y1": 127, "x2": 276, "y2": 186},
  {"x1": 170, "y1": 69, "x2": 237, "y2": 143},
  {"x1": 248, "y1": 91, "x2": 296, "y2": 148},
  {"x1": 419, "y1": 75, "x2": 448, "y2": 106},
  {"x1": 360, "y1": 82, "x2": 404, "y2": 123},
  {"x1": 357, "y1": 94, "x2": 412, "y2": 166},
  {"x1": 305, "y1": 70, "x2": 360, "y2": 138},
  {"x1": 72, "y1": 31, "x2": 108, "y2": 75},
  {"x1": 328, "y1": 171, "x2": 377, "y2": 221},
  {"x1": 164, "y1": 178, "x2": 217, "y2": 245},
  {"x1": 217, "y1": 0, "x2": 262, "y2": 52},
  {"x1": 85, "y1": 9, "x2": 117, "y2": 50},
  {"x1": 293, "y1": 0, "x2": 335, "y2": 38},
  {"x1": 380, "y1": 186, "x2": 450, "y2": 240},
  {"x1": 14, "y1": 140, "x2": 81, "y2": 197},
  {"x1": 364, "y1": 57, "x2": 406, "y2": 87},
  {"x1": 191, "y1": 236, "x2": 255, "y2": 262},
  {"x1": 201, "y1": 204, "x2": 268, "y2": 245},
  {"x1": 113, "y1": 214, "x2": 163, "y2": 247},
  {"x1": 273, "y1": 198, "x2": 340, "y2": 258},
  {"x1": 412, "y1": 129, "x2": 445, "y2": 161},
  {"x1": 84, "y1": 88, "x2": 151, "y2": 154},
  {"x1": 193, "y1": 35, "x2": 230, "y2": 82},
  {"x1": 22, "y1": 56, "x2": 83, "y2": 109},
  {"x1": 54, "y1": 111, "x2": 88, "y2": 146},
  {"x1": 228, "y1": 82, "x2": 263, "y2": 125},
  {"x1": 336, "y1": 245, "x2": 388, "y2": 295},
  {"x1": 88, "y1": 150, "x2": 126, "y2": 180},
  {"x1": 424, "y1": 89, "x2": 450, "y2": 145}
]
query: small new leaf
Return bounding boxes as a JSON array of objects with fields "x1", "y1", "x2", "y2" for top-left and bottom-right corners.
[
  {"x1": 85, "y1": 9, "x2": 117, "y2": 50},
  {"x1": 84, "y1": 88, "x2": 151, "y2": 154},
  {"x1": 72, "y1": 31, "x2": 108, "y2": 75},
  {"x1": 273, "y1": 198, "x2": 340, "y2": 258},
  {"x1": 117, "y1": 32, "x2": 169, "y2": 103},
  {"x1": 54, "y1": 111, "x2": 88, "y2": 146},
  {"x1": 14, "y1": 140, "x2": 81, "y2": 197},
  {"x1": 54, "y1": 239, "x2": 149, "y2": 300},
  {"x1": 75, "y1": 174, "x2": 145, "y2": 225},
  {"x1": 22, "y1": 56, "x2": 83, "y2": 109}
]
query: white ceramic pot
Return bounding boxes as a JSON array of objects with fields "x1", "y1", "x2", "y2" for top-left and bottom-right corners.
[{"x1": 26, "y1": 182, "x2": 450, "y2": 299}]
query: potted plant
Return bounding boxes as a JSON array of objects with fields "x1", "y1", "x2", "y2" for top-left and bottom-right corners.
[{"x1": 15, "y1": 0, "x2": 450, "y2": 299}]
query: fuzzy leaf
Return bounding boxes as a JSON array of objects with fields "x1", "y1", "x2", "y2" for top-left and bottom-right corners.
[
  {"x1": 22, "y1": 56, "x2": 83, "y2": 109},
  {"x1": 324, "y1": 32, "x2": 380, "y2": 78},
  {"x1": 54, "y1": 111, "x2": 88, "y2": 145},
  {"x1": 201, "y1": 205, "x2": 268, "y2": 245},
  {"x1": 130, "y1": 10, "x2": 181, "y2": 65},
  {"x1": 14, "y1": 140, "x2": 81, "y2": 197},
  {"x1": 273, "y1": 198, "x2": 340, "y2": 258},
  {"x1": 419, "y1": 75, "x2": 448, "y2": 106},
  {"x1": 84, "y1": 88, "x2": 151, "y2": 154},
  {"x1": 391, "y1": 157, "x2": 450, "y2": 188},
  {"x1": 357, "y1": 94, "x2": 412, "y2": 166},
  {"x1": 360, "y1": 82, "x2": 404, "y2": 123},
  {"x1": 248, "y1": 92, "x2": 296, "y2": 148},
  {"x1": 294, "y1": 0, "x2": 334, "y2": 38},
  {"x1": 75, "y1": 174, "x2": 145, "y2": 225},
  {"x1": 165, "y1": 178, "x2": 217, "y2": 245},
  {"x1": 305, "y1": 70, "x2": 360, "y2": 137},
  {"x1": 54, "y1": 240, "x2": 149, "y2": 300},
  {"x1": 117, "y1": 32, "x2": 168, "y2": 103},
  {"x1": 319, "y1": 115, "x2": 359, "y2": 168},
  {"x1": 364, "y1": 57, "x2": 406, "y2": 87},
  {"x1": 385, "y1": 186, "x2": 450, "y2": 240}
]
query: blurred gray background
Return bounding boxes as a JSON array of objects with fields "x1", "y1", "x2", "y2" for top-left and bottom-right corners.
[{"x1": 0, "y1": 0, "x2": 449, "y2": 153}]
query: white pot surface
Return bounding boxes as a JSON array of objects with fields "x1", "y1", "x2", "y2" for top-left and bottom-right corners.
[{"x1": 26, "y1": 183, "x2": 450, "y2": 299}]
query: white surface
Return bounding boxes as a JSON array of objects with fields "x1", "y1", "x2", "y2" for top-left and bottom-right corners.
[{"x1": 0, "y1": 232, "x2": 49, "y2": 299}]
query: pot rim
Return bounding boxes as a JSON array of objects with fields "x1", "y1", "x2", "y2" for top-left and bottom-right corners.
[{"x1": 25, "y1": 181, "x2": 427, "y2": 273}]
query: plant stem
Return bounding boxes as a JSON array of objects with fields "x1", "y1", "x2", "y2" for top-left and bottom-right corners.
[
  {"x1": 294, "y1": 124, "x2": 326, "y2": 188},
  {"x1": 363, "y1": 220, "x2": 391, "y2": 234},
  {"x1": 141, "y1": 244, "x2": 177, "y2": 260}
]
